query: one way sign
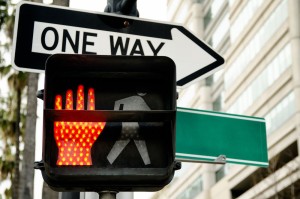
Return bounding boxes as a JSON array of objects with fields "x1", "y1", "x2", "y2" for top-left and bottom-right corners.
[{"x1": 12, "y1": 2, "x2": 224, "y2": 86}]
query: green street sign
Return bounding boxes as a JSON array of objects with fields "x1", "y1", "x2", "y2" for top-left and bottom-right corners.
[{"x1": 175, "y1": 107, "x2": 268, "y2": 167}]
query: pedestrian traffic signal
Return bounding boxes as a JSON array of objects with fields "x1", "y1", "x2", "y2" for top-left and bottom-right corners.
[{"x1": 38, "y1": 54, "x2": 177, "y2": 192}]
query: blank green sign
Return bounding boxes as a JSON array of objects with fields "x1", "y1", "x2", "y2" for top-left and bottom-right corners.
[{"x1": 176, "y1": 107, "x2": 268, "y2": 167}]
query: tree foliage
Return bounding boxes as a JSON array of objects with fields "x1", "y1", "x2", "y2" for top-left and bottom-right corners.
[
  {"x1": 0, "y1": 0, "x2": 28, "y2": 198},
  {"x1": 0, "y1": 0, "x2": 8, "y2": 29},
  {"x1": 0, "y1": 65, "x2": 28, "y2": 199}
]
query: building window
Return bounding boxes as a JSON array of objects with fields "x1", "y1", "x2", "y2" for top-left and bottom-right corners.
[
  {"x1": 225, "y1": 0, "x2": 288, "y2": 89},
  {"x1": 230, "y1": 0, "x2": 263, "y2": 42},
  {"x1": 174, "y1": 0, "x2": 191, "y2": 23},
  {"x1": 176, "y1": 175, "x2": 203, "y2": 199},
  {"x1": 228, "y1": 0, "x2": 236, "y2": 7},
  {"x1": 213, "y1": 69, "x2": 223, "y2": 83},
  {"x1": 265, "y1": 92, "x2": 296, "y2": 134},
  {"x1": 211, "y1": 0, "x2": 225, "y2": 17},
  {"x1": 227, "y1": 43, "x2": 292, "y2": 114},
  {"x1": 230, "y1": 142, "x2": 298, "y2": 198},
  {"x1": 204, "y1": 8, "x2": 212, "y2": 29},
  {"x1": 211, "y1": 13, "x2": 229, "y2": 48},
  {"x1": 204, "y1": 0, "x2": 226, "y2": 29},
  {"x1": 177, "y1": 83, "x2": 198, "y2": 107}
]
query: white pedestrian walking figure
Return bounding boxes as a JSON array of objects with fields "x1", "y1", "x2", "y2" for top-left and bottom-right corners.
[{"x1": 107, "y1": 95, "x2": 151, "y2": 165}]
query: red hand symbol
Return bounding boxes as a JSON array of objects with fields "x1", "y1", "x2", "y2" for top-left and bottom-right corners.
[{"x1": 54, "y1": 85, "x2": 106, "y2": 166}]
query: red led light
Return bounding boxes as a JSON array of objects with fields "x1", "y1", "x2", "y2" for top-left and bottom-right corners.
[
  {"x1": 65, "y1": 90, "x2": 73, "y2": 110},
  {"x1": 76, "y1": 85, "x2": 84, "y2": 110},
  {"x1": 55, "y1": 95, "x2": 62, "y2": 110},
  {"x1": 54, "y1": 85, "x2": 105, "y2": 166},
  {"x1": 88, "y1": 88, "x2": 95, "y2": 110}
]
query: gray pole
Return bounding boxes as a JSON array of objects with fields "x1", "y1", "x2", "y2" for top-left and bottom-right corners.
[
  {"x1": 105, "y1": 0, "x2": 138, "y2": 17},
  {"x1": 92, "y1": 2, "x2": 139, "y2": 199},
  {"x1": 98, "y1": 191, "x2": 118, "y2": 199}
]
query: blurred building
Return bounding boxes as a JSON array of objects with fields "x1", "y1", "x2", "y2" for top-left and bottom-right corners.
[{"x1": 151, "y1": 0, "x2": 300, "y2": 198}]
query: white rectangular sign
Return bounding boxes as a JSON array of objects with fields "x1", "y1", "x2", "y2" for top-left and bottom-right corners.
[{"x1": 13, "y1": 2, "x2": 224, "y2": 87}]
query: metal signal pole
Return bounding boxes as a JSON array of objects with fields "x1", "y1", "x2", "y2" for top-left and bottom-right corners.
[{"x1": 104, "y1": 0, "x2": 139, "y2": 17}]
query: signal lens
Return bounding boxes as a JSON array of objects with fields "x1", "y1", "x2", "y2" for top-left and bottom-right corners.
[{"x1": 54, "y1": 85, "x2": 106, "y2": 166}]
